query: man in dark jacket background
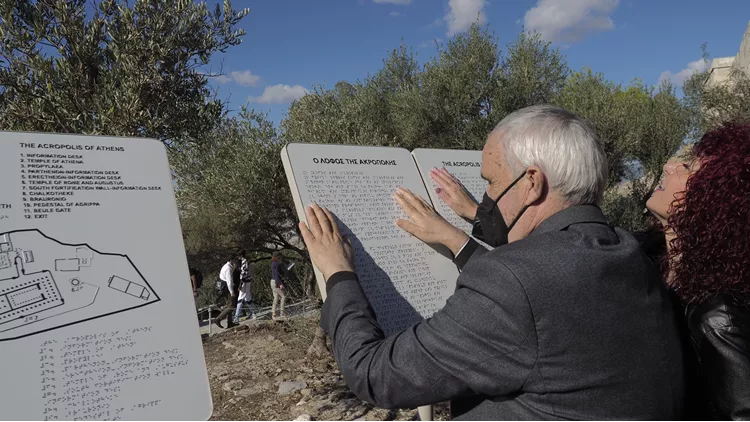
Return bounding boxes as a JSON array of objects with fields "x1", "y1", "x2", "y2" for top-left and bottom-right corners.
[
  {"x1": 298, "y1": 105, "x2": 685, "y2": 420},
  {"x1": 270, "y1": 252, "x2": 287, "y2": 320}
]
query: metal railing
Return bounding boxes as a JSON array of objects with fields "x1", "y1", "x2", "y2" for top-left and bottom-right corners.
[{"x1": 198, "y1": 298, "x2": 318, "y2": 334}]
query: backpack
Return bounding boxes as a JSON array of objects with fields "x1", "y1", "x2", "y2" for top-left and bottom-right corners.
[
  {"x1": 239, "y1": 260, "x2": 252, "y2": 287},
  {"x1": 215, "y1": 278, "x2": 229, "y2": 298},
  {"x1": 190, "y1": 268, "x2": 203, "y2": 290}
]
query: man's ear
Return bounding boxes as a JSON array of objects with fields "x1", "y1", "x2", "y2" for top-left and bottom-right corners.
[{"x1": 522, "y1": 166, "x2": 546, "y2": 206}]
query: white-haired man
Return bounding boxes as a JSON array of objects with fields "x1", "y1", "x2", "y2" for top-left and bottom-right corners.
[{"x1": 299, "y1": 105, "x2": 685, "y2": 420}]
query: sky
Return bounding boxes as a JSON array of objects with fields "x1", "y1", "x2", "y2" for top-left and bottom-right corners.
[{"x1": 204, "y1": 0, "x2": 750, "y2": 125}]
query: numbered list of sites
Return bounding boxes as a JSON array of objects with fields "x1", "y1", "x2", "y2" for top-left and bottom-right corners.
[{"x1": 18, "y1": 142, "x2": 162, "y2": 221}]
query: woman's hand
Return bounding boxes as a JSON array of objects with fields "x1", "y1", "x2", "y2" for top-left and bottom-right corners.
[{"x1": 429, "y1": 168, "x2": 479, "y2": 220}]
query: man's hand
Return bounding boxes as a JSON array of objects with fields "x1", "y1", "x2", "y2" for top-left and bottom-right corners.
[
  {"x1": 430, "y1": 167, "x2": 479, "y2": 220},
  {"x1": 393, "y1": 187, "x2": 469, "y2": 256},
  {"x1": 299, "y1": 203, "x2": 355, "y2": 280}
]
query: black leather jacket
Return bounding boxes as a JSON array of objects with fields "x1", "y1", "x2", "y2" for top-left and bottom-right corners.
[{"x1": 686, "y1": 294, "x2": 750, "y2": 420}]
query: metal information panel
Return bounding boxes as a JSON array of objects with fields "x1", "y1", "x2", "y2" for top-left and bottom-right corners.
[{"x1": 0, "y1": 132, "x2": 212, "y2": 420}]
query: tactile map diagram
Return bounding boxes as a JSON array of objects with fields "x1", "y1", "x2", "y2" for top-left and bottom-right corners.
[{"x1": 0, "y1": 229, "x2": 159, "y2": 341}]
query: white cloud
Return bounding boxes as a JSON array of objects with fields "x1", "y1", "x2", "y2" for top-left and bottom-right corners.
[
  {"x1": 373, "y1": 0, "x2": 411, "y2": 4},
  {"x1": 216, "y1": 70, "x2": 261, "y2": 87},
  {"x1": 390, "y1": 11, "x2": 405, "y2": 17},
  {"x1": 658, "y1": 59, "x2": 709, "y2": 86},
  {"x1": 524, "y1": 0, "x2": 619, "y2": 43},
  {"x1": 249, "y1": 84, "x2": 309, "y2": 104},
  {"x1": 445, "y1": 0, "x2": 486, "y2": 36}
]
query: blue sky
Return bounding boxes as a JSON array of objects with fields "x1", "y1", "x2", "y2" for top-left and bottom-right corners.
[{"x1": 204, "y1": 0, "x2": 750, "y2": 125}]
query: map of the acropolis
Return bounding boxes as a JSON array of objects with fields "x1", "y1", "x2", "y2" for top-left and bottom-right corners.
[{"x1": 0, "y1": 229, "x2": 159, "y2": 341}]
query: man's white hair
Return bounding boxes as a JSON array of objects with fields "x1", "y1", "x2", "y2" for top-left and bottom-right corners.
[{"x1": 493, "y1": 104, "x2": 608, "y2": 205}]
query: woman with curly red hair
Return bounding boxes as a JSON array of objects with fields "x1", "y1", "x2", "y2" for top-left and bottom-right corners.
[{"x1": 645, "y1": 122, "x2": 750, "y2": 420}]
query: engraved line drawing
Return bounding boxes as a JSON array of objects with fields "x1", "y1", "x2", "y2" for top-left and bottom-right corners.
[{"x1": 0, "y1": 229, "x2": 160, "y2": 341}]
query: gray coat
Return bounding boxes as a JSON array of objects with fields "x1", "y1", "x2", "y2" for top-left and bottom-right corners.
[{"x1": 321, "y1": 205, "x2": 685, "y2": 420}]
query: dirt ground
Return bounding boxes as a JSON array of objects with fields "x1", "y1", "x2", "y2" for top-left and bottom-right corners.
[{"x1": 203, "y1": 311, "x2": 450, "y2": 421}]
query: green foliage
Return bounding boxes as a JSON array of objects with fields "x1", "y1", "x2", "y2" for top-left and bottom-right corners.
[
  {"x1": 0, "y1": 0, "x2": 253, "y2": 306},
  {"x1": 0, "y1": 0, "x2": 248, "y2": 148},
  {"x1": 176, "y1": 108, "x2": 302, "y2": 257},
  {"x1": 684, "y1": 67, "x2": 750, "y2": 135},
  {"x1": 496, "y1": 30, "x2": 568, "y2": 117},
  {"x1": 553, "y1": 72, "x2": 688, "y2": 231},
  {"x1": 283, "y1": 24, "x2": 569, "y2": 154},
  {"x1": 408, "y1": 24, "x2": 501, "y2": 150},
  {"x1": 281, "y1": 24, "x2": 687, "y2": 233},
  {"x1": 175, "y1": 108, "x2": 312, "y2": 306},
  {"x1": 553, "y1": 68, "x2": 631, "y2": 188},
  {"x1": 8, "y1": 2, "x2": 735, "y2": 306}
]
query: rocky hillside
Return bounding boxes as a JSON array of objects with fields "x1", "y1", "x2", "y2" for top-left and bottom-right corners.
[{"x1": 203, "y1": 311, "x2": 449, "y2": 421}]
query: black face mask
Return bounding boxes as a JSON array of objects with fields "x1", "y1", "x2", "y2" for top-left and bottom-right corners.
[{"x1": 475, "y1": 172, "x2": 529, "y2": 247}]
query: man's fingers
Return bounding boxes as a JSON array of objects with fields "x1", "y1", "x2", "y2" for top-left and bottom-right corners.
[
  {"x1": 394, "y1": 189, "x2": 419, "y2": 215},
  {"x1": 311, "y1": 203, "x2": 333, "y2": 236},
  {"x1": 298, "y1": 221, "x2": 314, "y2": 244},
  {"x1": 321, "y1": 207, "x2": 341, "y2": 237},
  {"x1": 414, "y1": 192, "x2": 434, "y2": 213},
  {"x1": 411, "y1": 191, "x2": 434, "y2": 211},
  {"x1": 397, "y1": 188, "x2": 428, "y2": 212},
  {"x1": 305, "y1": 205, "x2": 323, "y2": 238},
  {"x1": 395, "y1": 218, "x2": 420, "y2": 237}
]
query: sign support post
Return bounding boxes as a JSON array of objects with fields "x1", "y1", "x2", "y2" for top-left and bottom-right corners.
[{"x1": 418, "y1": 405, "x2": 433, "y2": 420}]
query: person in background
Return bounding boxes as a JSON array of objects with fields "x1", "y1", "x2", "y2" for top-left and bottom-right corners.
[
  {"x1": 234, "y1": 250, "x2": 256, "y2": 323},
  {"x1": 189, "y1": 266, "x2": 202, "y2": 322},
  {"x1": 299, "y1": 105, "x2": 685, "y2": 420},
  {"x1": 189, "y1": 267, "x2": 202, "y2": 300},
  {"x1": 270, "y1": 252, "x2": 287, "y2": 320},
  {"x1": 643, "y1": 122, "x2": 750, "y2": 420},
  {"x1": 214, "y1": 254, "x2": 240, "y2": 329}
]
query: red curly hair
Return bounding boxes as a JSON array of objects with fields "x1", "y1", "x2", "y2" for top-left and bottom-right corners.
[{"x1": 667, "y1": 122, "x2": 750, "y2": 304}]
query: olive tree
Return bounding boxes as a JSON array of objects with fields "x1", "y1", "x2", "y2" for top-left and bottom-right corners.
[{"x1": 0, "y1": 0, "x2": 249, "y2": 150}]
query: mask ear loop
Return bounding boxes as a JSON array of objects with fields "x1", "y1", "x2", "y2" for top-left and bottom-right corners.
[
  {"x1": 507, "y1": 204, "x2": 530, "y2": 231},
  {"x1": 494, "y1": 171, "x2": 529, "y2": 231},
  {"x1": 492, "y1": 171, "x2": 527, "y2": 203}
]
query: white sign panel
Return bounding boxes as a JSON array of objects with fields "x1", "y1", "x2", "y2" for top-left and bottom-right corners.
[
  {"x1": 282, "y1": 143, "x2": 460, "y2": 336},
  {"x1": 0, "y1": 132, "x2": 212, "y2": 420}
]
